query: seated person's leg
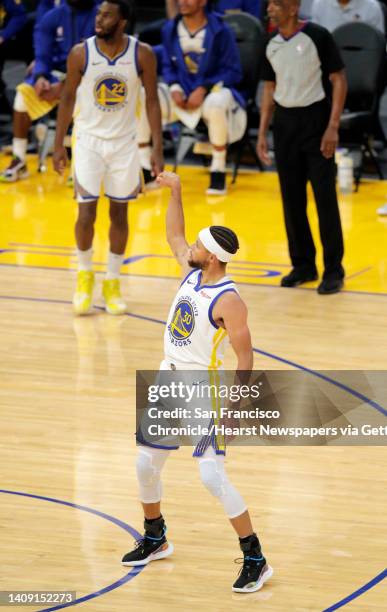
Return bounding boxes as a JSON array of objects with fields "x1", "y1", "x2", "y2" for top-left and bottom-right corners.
[
  {"x1": 138, "y1": 82, "x2": 174, "y2": 186},
  {"x1": 202, "y1": 88, "x2": 247, "y2": 196},
  {"x1": 0, "y1": 91, "x2": 31, "y2": 182},
  {"x1": 202, "y1": 89, "x2": 231, "y2": 196},
  {"x1": 0, "y1": 76, "x2": 62, "y2": 182}
]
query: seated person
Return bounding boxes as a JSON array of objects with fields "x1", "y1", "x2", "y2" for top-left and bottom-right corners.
[
  {"x1": 169, "y1": 0, "x2": 262, "y2": 19},
  {"x1": 0, "y1": 0, "x2": 97, "y2": 183},
  {"x1": 138, "y1": 0, "x2": 247, "y2": 196},
  {"x1": 0, "y1": 0, "x2": 28, "y2": 110},
  {"x1": 311, "y1": 0, "x2": 385, "y2": 34}
]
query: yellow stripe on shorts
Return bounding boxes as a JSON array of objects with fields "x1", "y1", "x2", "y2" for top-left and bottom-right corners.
[{"x1": 17, "y1": 83, "x2": 58, "y2": 121}]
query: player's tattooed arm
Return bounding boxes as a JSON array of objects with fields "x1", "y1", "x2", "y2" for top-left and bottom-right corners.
[
  {"x1": 213, "y1": 291, "x2": 254, "y2": 371},
  {"x1": 138, "y1": 42, "x2": 164, "y2": 177},
  {"x1": 156, "y1": 171, "x2": 191, "y2": 273},
  {"x1": 53, "y1": 44, "x2": 85, "y2": 174}
]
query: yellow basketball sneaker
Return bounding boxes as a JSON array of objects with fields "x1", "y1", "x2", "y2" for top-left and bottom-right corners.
[
  {"x1": 73, "y1": 270, "x2": 95, "y2": 315},
  {"x1": 102, "y1": 278, "x2": 127, "y2": 315}
]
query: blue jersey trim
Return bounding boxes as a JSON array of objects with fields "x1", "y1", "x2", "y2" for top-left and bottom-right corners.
[
  {"x1": 180, "y1": 267, "x2": 198, "y2": 288},
  {"x1": 79, "y1": 194, "x2": 99, "y2": 201},
  {"x1": 104, "y1": 193, "x2": 137, "y2": 201},
  {"x1": 194, "y1": 271, "x2": 235, "y2": 292},
  {"x1": 137, "y1": 440, "x2": 180, "y2": 451},
  {"x1": 94, "y1": 36, "x2": 130, "y2": 66},
  {"x1": 208, "y1": 288, "x2": 237, "y2": 329},
  {"x1": 136, "y1": 433, "x2": 179, "y2": 451},
  {"x1": 134, "y1": 38, "x2": 140, "y2": 76},
  {"x1": 82, "y1": 40, "x2": 89, "y2": 75}
]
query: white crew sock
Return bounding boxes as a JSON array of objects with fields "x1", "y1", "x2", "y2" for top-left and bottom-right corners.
[
  {"x1": 106, "y1": 251, "x2": 123, "y2": 280},
  {"x1": 77, "y1": 247, "x2": 93, "y2": 272},
  {"x1": 13, "y1": 138, "x2": 28, "y2": 163},
  {"x1": 139, "y1": 145, "x2": 152, "y2": 171},
  {"x1": 210, "y1": 148, "x2": 226, "y2": 173}
]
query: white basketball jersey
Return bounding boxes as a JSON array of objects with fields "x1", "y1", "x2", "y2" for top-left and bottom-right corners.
[
  {"x1": 74, "y1": 35, "x2": 140, "y2": 140},
  {"x1": 164, "y1": 269, "x2": 238, "y2": 369}
]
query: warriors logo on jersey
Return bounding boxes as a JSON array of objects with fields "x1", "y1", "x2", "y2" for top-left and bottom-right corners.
[
  {"x1": 164, "y1": 270, "x2": 238, "y2": 368},
  {"x1": 168, "y1": 295, "x2": 198, "y2": 346},
  {"x1": 94, "y1": 74, "x2": 128, "y2": 111},
  {"x1": 169, "y1": 299, "x2": 195, "y2": 342}
]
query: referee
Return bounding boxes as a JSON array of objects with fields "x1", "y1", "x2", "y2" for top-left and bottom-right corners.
[{"x1": 257, "y1": 0, "x2": 347, "y2": 294}]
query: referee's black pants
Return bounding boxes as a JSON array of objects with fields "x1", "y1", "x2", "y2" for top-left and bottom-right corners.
[{"x1": 273, "y1": 100, "x2": 344, "y2": 280}]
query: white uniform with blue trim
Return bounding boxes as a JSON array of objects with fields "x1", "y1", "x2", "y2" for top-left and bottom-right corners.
[
  {"x1": 163, "y1": 268, "x2": 238, "y2": 370},
  {"x1": 137, "y1": 269, "x2": 238, "y2": 456},
  {"x1": 73, "y1": 35, "x2": 141, "y2": 203}
]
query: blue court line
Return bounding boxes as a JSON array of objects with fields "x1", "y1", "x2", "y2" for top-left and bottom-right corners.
[
  {"x1": 0, "y1": 293, "x2": 386, "y2": 418},
  {"x1": 6, "y1": 249, "x2": 77, "y2": 257},
  {"x1": 251, "y1": 347, "x2": 387, "y2": 417},
  {"x1": 9, "y1": 242, "x2": 75, "y2": 251},
  {"x1": 0, "y1": 489, "x2": 145, "y2": 612},
  {"x1": 1, "y1": 261, "x2": 387, "y2": 297},
  {"x1": 322, "y1": 569, "x2": 387, "y2": 611},
  {"x1": 1, "y1": 294, "x2": 386, "y2": 609}
]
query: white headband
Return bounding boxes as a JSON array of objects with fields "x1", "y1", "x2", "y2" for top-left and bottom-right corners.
[{"x1": 198, "y1": 227, "x2": 233, "y2": 263}]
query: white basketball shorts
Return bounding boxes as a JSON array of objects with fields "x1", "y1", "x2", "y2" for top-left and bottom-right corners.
[{"x1": 73, "y1": 130, "x2": 141, "y2": 203}]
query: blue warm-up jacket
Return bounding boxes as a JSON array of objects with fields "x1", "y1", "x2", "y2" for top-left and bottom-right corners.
[
  {"x1": 32, "y1": 0, "x2": 97, "y2": 80},
  {"x1": 215, "y1": 0, "x2": 262, "y2": 19},
  {"x1": 161, "y1": 11, "x2": 246, "y2": 107},
  {"x1": 0, "y1": 0, "x2": 27, "y2": 42}
]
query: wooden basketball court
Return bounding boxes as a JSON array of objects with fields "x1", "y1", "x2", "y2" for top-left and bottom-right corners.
[{"x1": 0, "y1": 158, "x2": 386, "y2": 611}]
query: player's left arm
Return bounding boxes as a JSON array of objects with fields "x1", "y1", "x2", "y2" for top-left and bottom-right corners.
[
  {"x1": 212, "y1": 291, "x2": 254, "y2": 371},
  {"x1": 137, "y1": 42, "x2": 164, "y2": 177}
]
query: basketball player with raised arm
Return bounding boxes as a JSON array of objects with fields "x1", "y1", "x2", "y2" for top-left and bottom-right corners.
[
  {"x1": 122, "y1": 171, "x2": 273, "y2": 593},
  {"x1": 53, "y1": 0, "x2": 163, "y2": 316}
]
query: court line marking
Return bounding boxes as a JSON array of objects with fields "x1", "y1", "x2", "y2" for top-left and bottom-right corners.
[
  {"x1": 1, "y1": 295, "x2": 386, "y2": 609},
  {"x1": 0, "y1": 262, "x2": 387, "y2": 297},
  {"x1": 0, "y1": 293, "x2": 386, "y2": 417},
  {"x1": 0, "y1": 489, "x2": 145, "y2": 612},
  {"x1": 322, "y1": 569, "x2": 387, "y2": 612}
]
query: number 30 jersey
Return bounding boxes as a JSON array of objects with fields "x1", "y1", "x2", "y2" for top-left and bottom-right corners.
[
  {"x1": 164, "y1": 269, "x2": 238, "y2": 369},
  {"x1": 74, "y1": 35, "x2": 140, "y2": 140}
]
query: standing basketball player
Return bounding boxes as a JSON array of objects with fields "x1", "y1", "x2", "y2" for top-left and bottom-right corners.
[
  {"x1": 122, "y1": 171, "x2": 273, "y2": 593},
  {"x1": 53, "y1": 0, "x2": 163, "y2": 315}
]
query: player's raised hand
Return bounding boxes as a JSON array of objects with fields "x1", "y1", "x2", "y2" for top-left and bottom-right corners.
[
  {"x1": 156, "y1": 171, "x2": 181, "y2": 189},
  {"x1": 53, "y1": 145, "x2": 68, "y2": 175}
]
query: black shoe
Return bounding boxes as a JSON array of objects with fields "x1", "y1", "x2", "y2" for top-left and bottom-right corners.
[
  {"x1": 280, "y1": 268, "x2": 318, "y2": 287},
  {"x1": 206, "y1": 171, "x2": 227, "y2": 195},
  {"x1": 317, "y1": 277, "x2": 344, "y2": 295},
  {"x1": 121, "y1": 516, "x2": 174, "y2": 567},
  {"x1": 232, "y1": 533, "x2": 273, "y2": 593}
]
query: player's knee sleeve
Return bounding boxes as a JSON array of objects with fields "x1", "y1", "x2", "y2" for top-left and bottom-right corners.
[
  {"x1": 136, "y1": 447, "x2": 168, "y2": 503},
  {"x1": 14, "y1": 91, "x2": 27, "y2": 113},
  {"x1": 198, "y1": 457, "x2": 247, "y2": 519},
  {"x1": 199, "y1": 458, "x2": 224, "y2": 497}
]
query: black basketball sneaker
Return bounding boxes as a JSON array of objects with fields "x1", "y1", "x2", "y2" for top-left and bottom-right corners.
[
  {"x1": 206, "y1": 171, "x2": 227, "y2": 195},
  {"x1": 232, "y1": 533, "x2": 273, "y2": 593},
  {"x1": 122, "y1": 516, "x2": 174, "y2": 567}
]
